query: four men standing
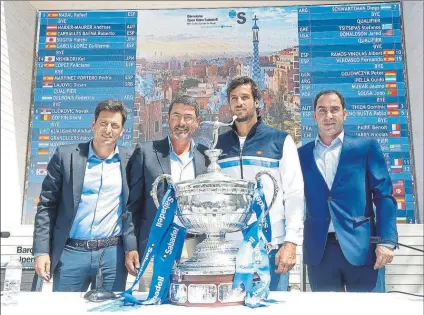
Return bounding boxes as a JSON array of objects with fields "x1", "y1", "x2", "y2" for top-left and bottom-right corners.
[{"x1": 33, "y1": 78, "x2": 397, "y2": 294}]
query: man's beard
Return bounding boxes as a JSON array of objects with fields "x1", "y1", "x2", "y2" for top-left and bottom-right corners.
[
  {"x1": 233, "y1": 108, "x2": 256, "y2": 123},
  {"x1": 170, "y1": 126, "x2": 191, "y2": 140}
]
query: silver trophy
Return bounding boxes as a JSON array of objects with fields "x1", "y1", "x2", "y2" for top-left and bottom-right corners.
[{"x1": 151, "y1": 116, "x2": 278, "y2": 307}]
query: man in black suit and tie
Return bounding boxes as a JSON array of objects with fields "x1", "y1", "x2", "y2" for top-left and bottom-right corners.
[
  {"x1": 124, "y1": 95, "x2": 208, "y2": 276},
  {"x1": 33, "y1": 100, "x2": 133, "y2": 292}
]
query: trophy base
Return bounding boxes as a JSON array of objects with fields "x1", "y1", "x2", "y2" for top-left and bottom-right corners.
[{"x1": 169, "y1": 273, "x2": 245, "y2": 307}]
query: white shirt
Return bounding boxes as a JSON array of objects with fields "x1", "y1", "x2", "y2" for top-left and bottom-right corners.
[
  {"x1": 313, "y1": 131, "x2": 344, "y2": 233},
  {"x1": 223, "y1": 134, "x2": 304, "y2": 246},
  {"x1": 168, "y1": 137, "x2": 196, "y2": 226}
]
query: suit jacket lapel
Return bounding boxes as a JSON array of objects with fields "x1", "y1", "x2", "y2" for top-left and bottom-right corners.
[
  {"x1": 72, "y1": 142, "x2": 89, "y2": 214},
  {"x1": 331, "y1": 135, "x2": 354, "y2": 189},
  {"x1": 304, "y1": 141, "x2": 330, "y2": 191},
  {"x1": 119, "y1": 146, "x2": 132, "y2": 206},
  {"x1": 154, "y1": 137, "x2": 171, "y2": 175}
]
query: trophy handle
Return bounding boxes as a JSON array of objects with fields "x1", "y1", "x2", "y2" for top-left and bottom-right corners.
[
  {"x1": 255, "y1": 170, "x2": 279, "y2": 218},
  {"x1": 150, "y1": 174, "x2": 174, "y2": 209}
]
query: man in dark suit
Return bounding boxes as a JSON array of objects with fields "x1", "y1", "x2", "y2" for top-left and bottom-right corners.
[
  {"x1": 124, "y1": 95, "x2": 208, "y2": 277},
  {"x1": 33, "y1": 100, "x2": 133, "y2": 292},
  {"x1": 298, "y1": 90, "x2": 398, "y2": 292}
]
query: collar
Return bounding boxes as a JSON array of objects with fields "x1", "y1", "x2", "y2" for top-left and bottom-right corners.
[
  {"x1": 231, "y1": 116, "x2": 264, "y2": 138},
  {"x1": 167, "y1": 136, "x2": 196, "y2": 157},
  {"x1": 88, "y1": 141, "x2": 120, "y2": 161},
  {"x1": 315, "y1": 130, "x2": 344, "y2": 148}
]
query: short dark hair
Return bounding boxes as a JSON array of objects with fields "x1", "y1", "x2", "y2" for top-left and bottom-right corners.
[
  {"x1": 227, "y1": 76, "x2": 261, "y2": 115},
  {"x1": 94, "y1": 99, "x2": 128, "y2": 125},
  {"x1": 313, "y1": 90, "x2": 345, "y2": 111},
  {"x1": 169, "y1": 95, "x2": 200, "y2": 117}
]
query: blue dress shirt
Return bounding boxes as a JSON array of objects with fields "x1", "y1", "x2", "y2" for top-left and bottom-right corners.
[{"x1": 69, "y1": 143, "x2": 123, "y2": 240}]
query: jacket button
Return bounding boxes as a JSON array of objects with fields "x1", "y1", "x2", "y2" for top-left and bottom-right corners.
[
  {"x1": 328, "y1": 196, "x2": 332, "y2": 201},
  {"x1": 327, "y1": 217, "x2": 331, "y2": 221}
]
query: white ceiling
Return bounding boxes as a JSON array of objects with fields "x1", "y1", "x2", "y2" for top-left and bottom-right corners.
[{"x1": 28, "y1": 0, "x2": 398, "y2": 11}]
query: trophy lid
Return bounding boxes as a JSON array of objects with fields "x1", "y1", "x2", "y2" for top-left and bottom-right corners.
[{"x1": 175, "y1": 148, "x2": 254, "y2": 190}]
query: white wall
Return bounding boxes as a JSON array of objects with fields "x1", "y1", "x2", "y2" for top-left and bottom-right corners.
[{"x1": 1, "y1": 0, "x2": 37, "y2": 234}]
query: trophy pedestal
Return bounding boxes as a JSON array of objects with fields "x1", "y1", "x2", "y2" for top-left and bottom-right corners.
[
  {"x1": 170, "y1": 273, "x2": 245, "y2": 307},
  {"x1": 169, "y1": 236, "x2": 246, "y2": 307}
]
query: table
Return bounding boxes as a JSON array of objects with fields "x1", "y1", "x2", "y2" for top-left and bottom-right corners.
[{"x1": 1, "y1": 291, "x2": 423, "y2": 314}]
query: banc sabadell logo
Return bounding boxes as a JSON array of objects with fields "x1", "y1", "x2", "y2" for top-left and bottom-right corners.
[{"x1": 228, "y1": 9, "x2": 246, "y2": 24}]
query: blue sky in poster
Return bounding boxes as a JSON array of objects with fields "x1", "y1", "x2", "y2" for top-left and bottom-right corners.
[{"x1": 137, "y1": 7, "x2": 298, "y2": 58}]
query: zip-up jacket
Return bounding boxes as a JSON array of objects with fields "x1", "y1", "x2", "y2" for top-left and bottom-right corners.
[{"x1": 216, "y1": 118, "x2": 304, "y2": 245}]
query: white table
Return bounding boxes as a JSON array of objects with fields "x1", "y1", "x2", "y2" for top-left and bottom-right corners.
[{"x1": 1, "y1": 291, "x2": 423, "y2": 314}]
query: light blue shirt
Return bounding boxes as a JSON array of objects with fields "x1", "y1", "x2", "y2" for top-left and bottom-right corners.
[
  {"x1": 168, "y1": 136, "x2": 196, "y2": 227},
  {"x1": 313, "y1": 131, "x2": 344, "y2": 233},
  {"x1": 69, "y1": 142, "x2": 123, "y2": 240},
  {"x1": 168, "y1": 136, "x2": 196, "y2": 183}
]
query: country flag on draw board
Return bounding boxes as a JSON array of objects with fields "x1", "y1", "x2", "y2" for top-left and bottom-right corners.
[
  {"x1": 391, "y1": 158, "x2": 403, "y2": 173},
  {"x1": 43, "y1": 76, "x2": 54, "y2": 86},
  {"x1": 44, "y1": 56, "x2": 55, "y2": 62},
  {"x1": 389, "y1": 144, "x2": 401, "y2": 151},
  {"x1": 387, "y1": 103, "x2": 399, "y2": 116},
  {"x1": 43, "y1": 62, "x2": 55, "y2": 68},
  {"x1": 386, "y1": 89, "x2": 397, "y2": 96},
  {"x1": 36, "y1": 162, "x2": 48, "y2": 170},
  {"x1": 389, "y1": 123, "x2": 400, "y2": 137},
  {"x1": 396, "y1": 217, "x2": 407, "y2": 224},
  {"x1": 47, "y1": 12, "x2": 58, "y2": 18},
  {"x1": 36, "y1": 162, "x2": 48, "y2": 176},
  {"x1": 383, "y1": 29, "x2": 394, "y2": 36},
  {"x1": 38, "y1": 134, "x2": 50, "y2": 141},
  {"x1": 384, "y1": 71, "x2": 396, "y2": 82},
  {"x1": 46, "y1": 37, "x2": 56, "y2": 43},
  {"x1": 46, "y1": 25, "x2": 57, "y2": 31},
  {"x1": 40, "y1": 108, "x2": 52, "y2": 121},
  {"x1": 393, "y1": 180, "x2": 405, "y2": 195},
  {"x1": 383, "y1": 50, "x2": 395, "y2": 56},
  {"x1": 38, "y1": 149, "x2": 49, "y2": 155},
  {"x1": 395, "y1": 196, "x2": 406, "y2": 210},
  {"x1": 38, "y1": 142, "x2": 49, "y2": 148}
]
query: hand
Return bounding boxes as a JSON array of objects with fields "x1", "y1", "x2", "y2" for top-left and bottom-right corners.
[
  {"x1": 275, "y1": 242, "x2": 297, "y2": 274},
  {"x1": 125, "y1": 250, "x2": 140, "y2": 276},
  {"x1": 35, "y1": 255, "x2": 51, "y2": 281},
  {"x1": 374, "y1": 245, "x2": 394, "y2": 269}
]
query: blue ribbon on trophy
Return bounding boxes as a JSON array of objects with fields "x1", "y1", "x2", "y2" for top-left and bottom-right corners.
[
  {"x1": 120, "y1": 184, "x2": 186, "y2": 306},
  {"x1": 233, "y1": 179, "x2": 273, "y2": 308}
]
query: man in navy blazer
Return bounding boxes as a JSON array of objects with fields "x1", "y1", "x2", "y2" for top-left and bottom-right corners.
[
  {"x1": 33, "y1": 100, "x2": 133, "y2": 292},
  {"x1": 298, "y1": 90, "x2": 398, "y2": 292},
  {"x1": 124, "y1": 95, "x2": 208, "y2": 277}
]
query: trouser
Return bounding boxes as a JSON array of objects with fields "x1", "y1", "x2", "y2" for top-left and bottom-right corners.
[
  {"x1": 53, "y1": 244, "x2": 127, "y2": 292},
  {"x1": 307, "y1": 236, "x2": 378, "y2": 292},
  {"x1": 268, "y1": 245, "x2": 290, "y2": 291}
]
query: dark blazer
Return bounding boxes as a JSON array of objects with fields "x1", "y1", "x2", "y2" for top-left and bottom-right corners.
[
  {"x1": 298, "y1": 134, "x2": 398, "y2": 266},
  {"x1": 33, "y1": 141, "x2": 133, "y2": 274},
  {"x1": 125, "y1": 137, "x2": 208, "y2": 256}
]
